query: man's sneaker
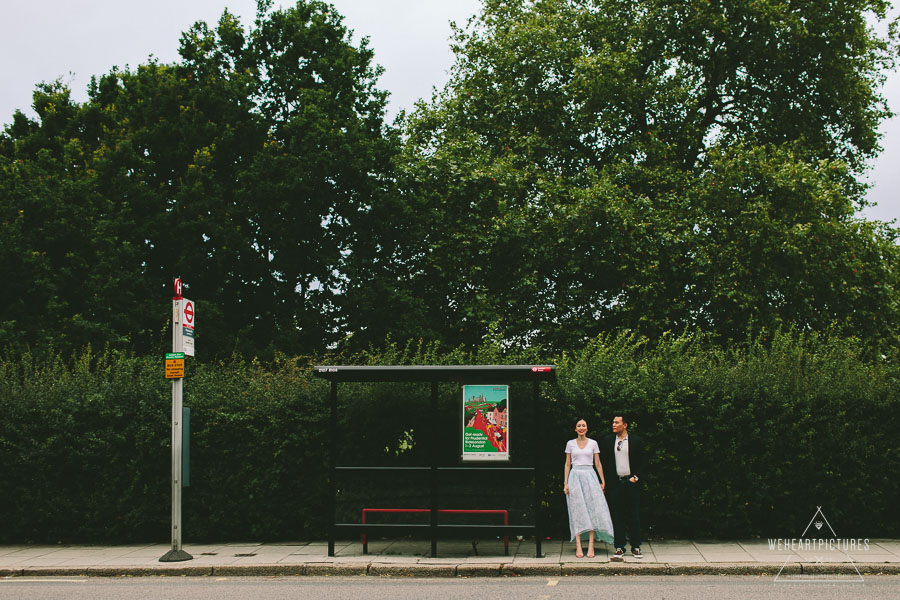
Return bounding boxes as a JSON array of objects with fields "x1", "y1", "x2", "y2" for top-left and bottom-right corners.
[
  {"x1": 631, "y1": 547, "x2": 643, "y2": 558},
  {"x1": 610, "y1": 548, "x2": 625, "y2": 562}
]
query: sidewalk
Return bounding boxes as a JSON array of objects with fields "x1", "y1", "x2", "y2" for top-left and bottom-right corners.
[{"x1": 2, "y1": 538, "x2": 899, "y2": 577}]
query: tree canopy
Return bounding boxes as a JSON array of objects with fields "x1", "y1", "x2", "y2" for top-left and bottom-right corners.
[
  {"x1": 1, "y1": 0, "x2": 898, "y2": 358},
  {"x1": 1, "y1": 0, "x2": 396, "y2": 357},
  {"x1": 394, "y1": 0, "x2": 900, "y2": 351}
]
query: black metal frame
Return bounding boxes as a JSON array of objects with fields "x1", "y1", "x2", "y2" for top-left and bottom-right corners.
[{"x1": 313, "y1": 365, "x2": 556, "y2": 558}]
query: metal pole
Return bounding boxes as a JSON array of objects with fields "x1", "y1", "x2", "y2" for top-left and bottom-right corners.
[
  {"x1": 430, "y1": 380, "x2": 438, "y2": 558},
  {"x1": 533, "y1": 379, "x2": 543, "y2": 558},
  {"x1": 328, "y1": 380, "x2": 337, "y2": 557},
  {"x1": 160, "y1": 297, "x2": 192, "y2": 562}
]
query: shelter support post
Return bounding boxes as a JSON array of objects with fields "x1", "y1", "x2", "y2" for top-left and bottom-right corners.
[
  {"x1": 430, "y1": 380, "x2": 439, "y2": 558},
  {"x1": 328, "y1": 380, "x2": 337, "y2": 557},
  {"x1": 533, "y1": 379, "x2": 543, "y2": 558}
]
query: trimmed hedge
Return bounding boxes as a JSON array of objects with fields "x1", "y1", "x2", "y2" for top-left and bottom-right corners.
[
  {"x1": 0, "y1": 330, "x2": 896, "y2": 543},
  {"x1": 551, "y1": 331, "x2": 899, "y2": 538}
]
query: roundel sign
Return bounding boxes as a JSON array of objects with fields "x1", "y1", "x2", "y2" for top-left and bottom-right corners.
[{"x1": 181, "y1": 299, "x2": 195, "y2": 356}]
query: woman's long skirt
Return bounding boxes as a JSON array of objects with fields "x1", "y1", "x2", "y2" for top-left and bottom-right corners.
[{"x1": 566, "y1": 465, "x2": 615, "y2": 543}]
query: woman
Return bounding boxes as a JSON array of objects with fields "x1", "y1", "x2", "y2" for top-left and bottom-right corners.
[{"x1": 564, "y1": 418, "x2": 615, "y2": 558}]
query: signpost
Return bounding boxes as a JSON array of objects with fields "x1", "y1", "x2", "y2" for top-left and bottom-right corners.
[{"x1": 160, "y1": 278, "x2": 193, "y2": 563}]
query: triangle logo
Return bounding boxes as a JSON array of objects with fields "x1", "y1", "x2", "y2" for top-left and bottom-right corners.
[{"x1": 774, "y1": 507, "x2": 864, "y2": 583}]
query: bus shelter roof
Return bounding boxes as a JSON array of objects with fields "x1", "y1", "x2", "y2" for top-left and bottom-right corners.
[{"x1": 312, "y1": 364, "x2": 556, "y2": 383}]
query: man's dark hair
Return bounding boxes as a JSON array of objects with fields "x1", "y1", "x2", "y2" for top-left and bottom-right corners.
[{"x1": 615, "y1": 414, "x2": 629, "y2": 427}]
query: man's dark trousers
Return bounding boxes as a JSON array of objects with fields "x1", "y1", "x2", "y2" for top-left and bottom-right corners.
[{"x1": 608, "y1": 478, "x2": 641, "y2": 550}]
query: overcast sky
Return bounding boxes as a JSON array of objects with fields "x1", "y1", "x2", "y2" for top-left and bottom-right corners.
[{"x1": 1, "y1": 0, "x2": 897, "y2": 222}]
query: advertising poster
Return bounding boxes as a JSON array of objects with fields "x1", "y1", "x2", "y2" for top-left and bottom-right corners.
[{"x1": 462, "y1": 385, "x2": 509, "y2": 461}]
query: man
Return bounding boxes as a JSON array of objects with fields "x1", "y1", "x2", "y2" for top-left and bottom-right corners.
[{"x1": 601, "y1": 414, "x2": 645, "y2": 560}]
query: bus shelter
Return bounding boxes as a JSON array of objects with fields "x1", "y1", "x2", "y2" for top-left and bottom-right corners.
[{"x1": 313, "y1": 365, "x2": 556, "y2": 558}]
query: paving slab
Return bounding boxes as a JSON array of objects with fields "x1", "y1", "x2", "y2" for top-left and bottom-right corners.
[
  {"x1": 286, "y1": 546, "x2": 330, "y2": 556},
  {"x1": 416, "y1": 557, "x2": 466, "y2": 566},
  {"x1": 699, "y1": 554, "x2": 755, "y2": 562},
  {"x1": 116, "y1": 545, "x2": 171, "y2": 558},
  {"x1": 851, "y1": 554, "x2": 898, "y2": 562},
  {"x1": 7, "y1": 556, "x2": 71, "y2": 568},
  {"x1": 648, "y1": 540, "x2": 695, "y2": 545},
  {"x1": 232, "y1": 554, "x2": 295, "y2": 565},
  {"x1": 180, "y1": 544, "x2": 226, "y2": 553},
  {"x1": 661, "y1": 555, "x2": 709, "y2": 563},
  {"x1": 368, "y1": 555, "x2": 421, "y2": 564},
  {"x1": 871, "y1": 543, "x2": 900, "y2": 555},
  {"x1": 0, "y1": 546, "x2": 38, "y2": 556},
  {"x1": 246, "y1": 546, "x2": 302, "y2": 555},
  {"x1": 96, "y1": 557, "x2": 188, "y2": 567},
  {"x1": 333, "y1": 555, "x2": 375, "y2": 564},
  {"x1": 0, "y1": 548, "x2": 62, "y2": 560},
  {"x1": 464, "y1": 555, "x2": 514, "y2": 564}
]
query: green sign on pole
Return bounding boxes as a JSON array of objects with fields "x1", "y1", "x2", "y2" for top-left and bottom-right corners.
[{"x1": 166, "y1": 352, "x2": 186, "y2": 360}]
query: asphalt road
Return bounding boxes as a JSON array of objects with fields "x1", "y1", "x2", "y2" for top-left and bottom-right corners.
[{"x1": 3, "y1": 576, "x2": 899, "y2": 600}]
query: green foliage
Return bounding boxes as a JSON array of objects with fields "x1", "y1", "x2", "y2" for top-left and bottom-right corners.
[
  {"x1": 553, "y1": 328, "x2": 899, "y2": 537},
  {"x1": 3, "y1": 0, "x2": 899, "y2": 357},
  {"x1": 0, "y1": 331, "x2": 896, "y2": 542},
  {"x1": 0, "y1": 0, "x2": 396, "y2": 359},
  {"x1": 0, "y1": 348, "x2": 170, "y2": 542},
  {"x1": 394, "y1": 0, "x2": 900, "y2": 351},
  {"x1": 184, "y1": 354, "x2": 331, "y2": 539}
]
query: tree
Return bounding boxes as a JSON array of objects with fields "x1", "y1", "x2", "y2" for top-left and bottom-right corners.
[
  {"x1": 0, "y1": 0, "x2": 397, "y2": 357},
  {"x1": 0, "y1": 83, "x2": 149, "y2": 353},
  {"x1": 395, "y1": 0, "x2": 900, "y2": 351}
]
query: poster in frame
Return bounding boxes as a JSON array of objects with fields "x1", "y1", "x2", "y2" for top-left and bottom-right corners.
[{"x1": 461, "y1": 384, "x2": 509, "y2": 461}]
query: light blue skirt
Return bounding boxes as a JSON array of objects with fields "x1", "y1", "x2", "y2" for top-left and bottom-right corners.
[{"x1": 566, "y1": 466, "x2": 615, "y2": 543}]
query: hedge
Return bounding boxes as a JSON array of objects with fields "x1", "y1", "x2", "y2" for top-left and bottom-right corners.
[{"x1": 0, "y1": 330, "x2": 896, "y2": 543}]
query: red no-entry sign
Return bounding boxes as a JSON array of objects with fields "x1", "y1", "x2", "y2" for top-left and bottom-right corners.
[{"x1": 179, "y1": 298, "x2": 195, "y2": 357}]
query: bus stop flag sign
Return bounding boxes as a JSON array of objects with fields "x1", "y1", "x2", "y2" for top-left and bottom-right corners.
[
  {"x1": 165, "y1": 353, "x2": 185, "y2": 379},
  {"x1": 181, "y1": 299, "x2": 195, "y2": 356}
]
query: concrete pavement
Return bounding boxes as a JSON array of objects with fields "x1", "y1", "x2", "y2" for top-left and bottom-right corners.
[{"x1": 2, "y1": 538, "x2": 899, "y2": 577}]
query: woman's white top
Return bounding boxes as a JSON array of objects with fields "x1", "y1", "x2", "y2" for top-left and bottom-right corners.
[{"x1": 565, "y1": 438, "x2": 599, "y2": 466}]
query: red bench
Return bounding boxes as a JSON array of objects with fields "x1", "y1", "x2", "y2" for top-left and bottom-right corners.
[{"x1": 361, "y1": 508, "x2": 509, "y2": 554}]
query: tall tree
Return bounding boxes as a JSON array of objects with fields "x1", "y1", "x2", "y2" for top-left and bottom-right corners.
[
  {"x1": 395, "y1": 0, "x2": 900, "y2": 351},
  {"x1": 0, "y1": 84, "x2": 137, "y2": 351},
  {"x1": 228, "y1": 0, "x2": 396, "y2": 352},
  {"x1": 0, "y1": 0, "x2": 396, "y2": 357}
]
